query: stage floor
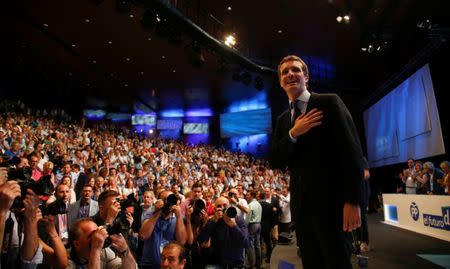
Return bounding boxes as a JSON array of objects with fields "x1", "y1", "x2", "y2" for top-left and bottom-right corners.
[{"x1": 269, "y1": 212, "x2": 450, "y2": 269}]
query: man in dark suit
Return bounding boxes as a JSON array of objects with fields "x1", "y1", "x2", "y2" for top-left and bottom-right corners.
[
  {"x1": 259, "y1": 192, "x2": 275, "y2": 263},
  {"x1": 270, "y1": 55, "x2": 365, "y2": 269}
]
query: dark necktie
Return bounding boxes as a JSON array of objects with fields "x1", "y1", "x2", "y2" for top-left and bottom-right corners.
[{"x1": 291, "y1": 100, "x2": 301, "y2": 126}]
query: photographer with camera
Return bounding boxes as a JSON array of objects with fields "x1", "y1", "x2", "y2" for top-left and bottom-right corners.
[
  {"x1": 139, "y1": 190, "x2": 187, "y2": 269},
  {"x1": 198, "y1": 196, "x2": 249, "y2": 269},
  {"x1": 67, "y1": 218, "x2": 137, "y2": 269},
  {"x1": 0, "y1": 169, "x2": 44, "y2": 269},
  {"x1": 92, "y1": 190, "x2": 133, "y2": 227},
  {"x1": 184, "y1": 195, "x2": 210, "y2": 269},
  {"x1": 227, "y1": 188, "x2": 249, "y2": 220}
]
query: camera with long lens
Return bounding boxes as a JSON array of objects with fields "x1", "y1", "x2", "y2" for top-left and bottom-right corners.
[
  {"x1": 103, "y1": 194, "x2": 137, "y2": 248},
  {"x1": 162, "y1": 193, "x2": 178, "y2": 215},
  {"x1": 192, "y1": 199, "x2": 206, "y2": 215},
  {"x1": 40, "y1": 199, "x2": 67, "y2": 216},
  {"x1": 224, "y1": 206, "x2": 237, "y2": 218},
  {"x1": 1, "y1": 156, "x2": 55, "y2": 210}
]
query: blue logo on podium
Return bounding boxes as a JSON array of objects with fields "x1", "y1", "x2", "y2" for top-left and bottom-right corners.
[
  {"x1": 410, "y1": 202, "x2": 419, "y2": 221},
  {"x1": 423, "y1": 207, "x2": 450, "y2": 231}
]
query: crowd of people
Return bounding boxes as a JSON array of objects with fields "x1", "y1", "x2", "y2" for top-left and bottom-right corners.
[{"x1": 0, "y1": 100, "x2": 293, "y2": 269}]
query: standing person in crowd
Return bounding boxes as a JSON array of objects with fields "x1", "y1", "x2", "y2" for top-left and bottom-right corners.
[
  {"x1": 259, "y1": 192, "x2": 275, "y2": 264},
  {"x1": 228, "y1": 187, "x2": 249, "y2": 221},
  {"x1": 198, "y1": 196, "x2": 249, "y2": 269},
  {"x1": 68, "y1": 184, "x2": 98, "y2": 228},
  {"x1": 401, "y1": 158, "x2": 417, "y2": 194},
  {"x1": 139, "y1": 190, "x2": 187, "y2": 269},
  {"x1": 184, "y1": 197, "x2": 210, "y2": 269},
  {"x1": 270, "y1": 55, "x2": 365, "y2": 269},
  {"x1": 29, "y1": 154, "x2": 43, "y2": 181},
  {"x1": 439, "y1": 161, "x2": 449, "y2": 195},
  {"x1": 0, "y1": 168, "x2": 44, "y2": 268},
  {"x1": 277, "y1": 187, "x2": 291, "y2": 235},
  {"x1": 246, "y1": 190, "x2": 262, "y2": 269},
  {"x1": 358, "y1": 158, "x2": 371, "y2": 252},
  {"x1": 42, "y1": 161, "x2": 56, "y2": 187},
  {"x1": 133, "y1": 190, "x2": 156, "y2": 263},
  {"x1": 421, "y1": 161, "x2": 445, "y2": 195},
  {"x1": 49, "y1": 183, "x2": 72, "y2": 246}
]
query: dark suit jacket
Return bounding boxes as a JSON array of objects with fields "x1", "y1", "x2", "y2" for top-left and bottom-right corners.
[
  {"x1": 270, "y1": 92, "x2": 364, "y2": 228},
  {"x1": 260, "y1": 200, "x2": 275, "y2": 233}
]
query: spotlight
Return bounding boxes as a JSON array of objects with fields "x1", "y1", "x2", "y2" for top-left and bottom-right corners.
[
  {"x1": 343, "y1": 14, "x2": 350, "y2": 24},
  {"x1": 224, "y1": 34, "x2": 236, "y2": 47},
  {"x1": 336, "y1": 16, "x2": 343, "y2": 23}
]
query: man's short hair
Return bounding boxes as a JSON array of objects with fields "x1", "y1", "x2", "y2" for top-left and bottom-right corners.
[
  {"x1": 163, "y1": 242, "x2": 186, "y2": 263},
  {"x1": 72, "y1": 163, "x2": 80, "y2": 170},
  {"x1": 192, "y1": 182, "x2": 202, "y2": 190},
  {"x1": 83, "y1": 184, "x2": 93, "y2": 190},
  {"x1": 56, "y1": 182, "x2": 69, "y2": 192},
  {"x1": 97, "y1": 190, "x2": 119, "y2": 205},
  {"x1": 68, "y1": 218, "x2": 94, "y2": 247},
  {"x1": 278, "y1": 55, "x2": 309, "y2": 79}
]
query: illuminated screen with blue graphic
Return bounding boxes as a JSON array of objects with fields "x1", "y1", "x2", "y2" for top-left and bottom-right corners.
[
  {"x1": 183, "y1": 123, "x2": 208, "y2": 134},
  {"x1": 157, "y1": 119, "x2": 183, "y2": 130},
  {"x1": 83, "y1": 109, "x2": 106, "y2": 119},
  {"x1": 107, "y1": 113, "x2": 131, "y2": 122},
  {"x1": 220, "y1": 108, "x2": 272, "y2": 138},
  {"x1": 131, "y1": 115, "x2": 156, "y2": 125},
  {"x1": 363, "y1": 64, "x2": 445, "y2": 168}
]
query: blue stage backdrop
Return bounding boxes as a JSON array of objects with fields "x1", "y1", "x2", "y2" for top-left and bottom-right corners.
[{"x1": 220, "y1": 108, "x2": 272, "y2": 138}]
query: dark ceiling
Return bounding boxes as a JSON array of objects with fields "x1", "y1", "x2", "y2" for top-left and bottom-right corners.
[{"x1": 1, "y1": 0, "x2": 449, "y2": 114}]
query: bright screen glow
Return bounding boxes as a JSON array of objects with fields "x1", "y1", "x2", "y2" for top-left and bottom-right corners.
[
  {"x1": 363, "y1": 64, "x2": 445, "y2": 168},
  {"x1": 220, "y1": 108, "x2": 272, "y2": 138},
  {"x1": 83, "y1": 109, "x2": 106, "y2": 119},
  {"x1": 183, "y1": 123, "x2": 209, "y2": 134},
  {"x1": 157, "y1": 119, "x2": 183, "y2": 130},
  {"x1": 131, "y1": 114, "x2": 156, "y2": 125}
]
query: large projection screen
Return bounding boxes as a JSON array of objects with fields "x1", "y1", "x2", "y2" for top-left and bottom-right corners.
[
  {"x1": 363, "y1": 64, "x2": 445, "y2": 168},
  {"x1": 220, "y1": 108, "x2": 272, "y2": 138}
]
